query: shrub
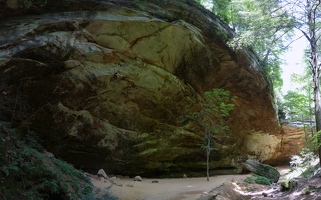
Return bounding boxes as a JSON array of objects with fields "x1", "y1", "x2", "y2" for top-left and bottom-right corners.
[
  {"x1": 290, "y1": 148, "x2": 316, "y2": 169},
  {"x1": 0, "y1": 122, "x2": 116, "y2": 199},
  {"x1": 287, "y1": 148, "x2": 318, "y2": 179},
  {"x1": 281, "y1": 180, "x2": 298, "y2": 190}
]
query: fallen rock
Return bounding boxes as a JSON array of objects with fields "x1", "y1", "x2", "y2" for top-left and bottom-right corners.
[
  {"x1": 134, "y1": 176, "x2": 142, "y2": 181},
  {"x1": 152, "y1": 180, "x2": 158, "y2": 183},
  {"x1": 109, "y1": 176, "x2": 117, "y2": 182},
  {"x1": 97, "y1": 169, "x2": 109, "y2": 180},
  {"x1": 244, "y1": 159, "x2": 280, "y2": 183}
]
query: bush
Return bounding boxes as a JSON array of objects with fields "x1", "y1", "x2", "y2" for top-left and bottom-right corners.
[
  {"x1": 301, "y1": 167, "x2": 316, "y2": 178},
  {"x1": 287, "y1": 148, "x2": 318, "y2": 179},
  {"x1": 290, "y1": 148, "x2": 316, "y2": 169},
  {"x1": 281, "y1": 180, "x2": 298, "y2": 190},
  {"x1": 0, "y1": 122, "x2": 116, "y2": 199}
]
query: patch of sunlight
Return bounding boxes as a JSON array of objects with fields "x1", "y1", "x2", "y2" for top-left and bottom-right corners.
[
  {"x1": 285, "y1": 169, "x2": 304, "y2": 180},
  {"x1": 285, "y1": 158, "x2": 319, "y2": 180},
  {"x1": 232, "y1": 182, "x2": 277, "y2": 196},
  {"x1": 292, "y1": 191, "x2": 302, "y2": 196},
  {"x1": 277, "y1": 167, "x2": 291, "y2": 176}
]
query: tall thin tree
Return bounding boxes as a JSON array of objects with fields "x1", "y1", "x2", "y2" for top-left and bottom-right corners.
[{"x1": 291, "y1": 0, "x2": 321, "y2": 163}]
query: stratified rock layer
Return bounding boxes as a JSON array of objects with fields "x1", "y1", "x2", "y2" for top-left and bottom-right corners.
[
  {"x1": 0, "y1": 0, "x2": 285, "y2": 176},
  {"x1": 277, "y1": 125, "x2": 307, "y2": 163}
]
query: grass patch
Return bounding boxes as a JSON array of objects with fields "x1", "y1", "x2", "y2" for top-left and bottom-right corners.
[{"x1": 245, "y1": 175, "x2": 272, "y2": 185}]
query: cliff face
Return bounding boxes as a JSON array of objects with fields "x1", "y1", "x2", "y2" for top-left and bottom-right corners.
[{"x1": 0, "y1": 0, "x2": 284, "y2": 176}]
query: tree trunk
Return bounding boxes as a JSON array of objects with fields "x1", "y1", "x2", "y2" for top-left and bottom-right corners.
[
  {"x1": 306, "y1": 0, "x2": 321, "y2": 165},
  {"x1": 206, "y1": 131, "x2": 210, "y2": 181},
  {"x1": 312, "y1": 59, "x2": 321, "y2": 164}
]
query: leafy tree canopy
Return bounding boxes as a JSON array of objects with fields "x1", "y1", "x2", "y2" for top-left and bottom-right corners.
[{"x1": 195, "y1": 0, "x2": 295, "y2": 95}]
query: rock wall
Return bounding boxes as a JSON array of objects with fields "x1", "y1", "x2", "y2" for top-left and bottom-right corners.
[
  {"x1": 271, "y1": 125, "x2": 307, "y2": 164},
  {"x1": 0, "y1": 0, "x2": 288, "y2": 176}
]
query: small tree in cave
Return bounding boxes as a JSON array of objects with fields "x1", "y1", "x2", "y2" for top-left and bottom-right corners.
[
  {"x1": 203, "y1": 89, "x2": 235, "y2": 181},
  {"x1": 182, "y1": 88, "x2": 236, "y2": 181}
]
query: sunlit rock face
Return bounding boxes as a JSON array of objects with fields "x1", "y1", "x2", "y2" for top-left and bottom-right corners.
[
  {"x1": 0, "y1": 0, "x2": 283, "y2": 176},
  {"x1": 268, "y1": 125, "x2": 307, "y2": 165}
]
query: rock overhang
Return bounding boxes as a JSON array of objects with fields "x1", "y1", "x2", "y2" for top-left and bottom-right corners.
[{"x1": 0, "y1": 0, "x2": 286, "y2": 177}]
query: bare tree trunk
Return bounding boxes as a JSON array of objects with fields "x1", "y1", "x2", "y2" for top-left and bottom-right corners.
[
  {"x1": 206, "y1": 130, "x2": 210, "y2": 181},
  {"x1": 311, "y1": 40, "x2": 321, "y2": 164},
  {"x1": 306, "y1": 0, "x2": 321, "y2": 165},
  {"x1": 314, "y1": 76, "x2": 321, "y2": 165},
  {"x1": 311, "y1": 51, "x2": 321, "y2": 163}
]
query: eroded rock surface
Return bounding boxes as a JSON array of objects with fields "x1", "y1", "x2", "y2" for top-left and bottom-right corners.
[
  {"x1": 0, "y1": 0, "x2": 286, "y2": 176},
  {"x1": 266, "y1": 125, "x2": 307, "y2": 165}
]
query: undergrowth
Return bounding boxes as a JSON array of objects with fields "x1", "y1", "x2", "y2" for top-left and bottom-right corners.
[
  {"x1": 286, "y1": 148, "x2": 319, "y2": 179},
  {"x1": 0, "y1": 122, "x2": 116, "y2": 200}
]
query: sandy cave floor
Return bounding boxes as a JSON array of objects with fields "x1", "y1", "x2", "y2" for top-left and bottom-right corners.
[
  {"x1": 90, "y1": 174, "x2": 250, "y2": 200},
  {"x1": 89, "y1": 166, "x2": 290, "y2": 200}
]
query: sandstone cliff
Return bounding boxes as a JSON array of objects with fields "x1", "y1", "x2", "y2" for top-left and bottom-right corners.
[{"x1": 0, "y1": 0, "x2": 290, "y2": 176}]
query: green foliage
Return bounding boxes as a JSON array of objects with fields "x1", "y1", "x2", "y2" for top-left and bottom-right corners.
[
  {"x1": 301, "y1": 185, "x2": 321, "y2": 196},
  {"x1": 281, "y1": 180, "x2": 298, "y2": 190},
  {"x1": 201, "y1": 88, "x2": 236, "y2": 132},
  {"x1": 302, "y1": 187, "x2": 311, "y2": 195},
  {"x1": 287, "y1": 148, "x2": 318, "y2": 179},
  {"x1": 301, "y1": 167, "x2": 316, "y2": 178},
  {"x1": 196, "y1": 0, "x2": 295, "y2": 95},
  {"x1": 290, "y1": 148, "x2": 316, "y2": 169},
  {"x1": 181, "y1": 88, "x2": 236, "y2": 133},
  {"x1": 229, "y1": 0, "x2": 293, "y2": 94},
  {"x1": 0, "y1": 123, "x2": 116, "y2": 200},
  {"x1": 309, "y1": 131, "x2": 321, "y2": 150},
  {"x1": 204, "y1": 88, "x2": 235, "y2": 116},
  {"x1": 281, "y1": 66, "x2": 314, "y2": 123},
  {"x1": 283, "y1": 91, "x2": 311, "y2": 121},
  {"x1": 181, "y1": 88, "x2": 235, "y2": 180},
  {"x1": 211, "y1": 0, "x2": 233, "y2": 24},
  {"x1": 182, "y1": 88, "x2": 236, "y2": 145},
  {"x1": 245, "y1": 175, "x2": 272, "y2": 185}
]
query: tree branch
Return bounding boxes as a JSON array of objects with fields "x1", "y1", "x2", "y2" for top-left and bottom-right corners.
[
  {"x1": 284, "y1": 34, "x2": 305, "y2": 49},
  {"x1": 296, "y1": 27, "x2": 312, "y2": 43}
]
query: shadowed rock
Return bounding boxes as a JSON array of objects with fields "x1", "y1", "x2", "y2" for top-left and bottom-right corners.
[{"x1": 0, "y1": 0, "x2": 288, "y2": 177}]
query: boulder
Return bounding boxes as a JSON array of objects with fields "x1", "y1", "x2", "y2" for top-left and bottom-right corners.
[
  {"x1": 197, "y1": 181, "x2": 243, "y2": 200},
  {"x1": 109, "y1": 176, "x2": 117, "y2": 183},
  {"x1": 244, "y1": 159, "x2": 280, "y2": 183},
  {"x1": 97, "y1": 169, "x2": 109, "y2": 180},
  {"x1": 134, "y1": 176, "x2": 143, "y2": 181}
]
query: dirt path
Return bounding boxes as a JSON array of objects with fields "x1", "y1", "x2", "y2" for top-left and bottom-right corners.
[{"x1": 90, "y1": 174, "x2": 250, "y2": 200}]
